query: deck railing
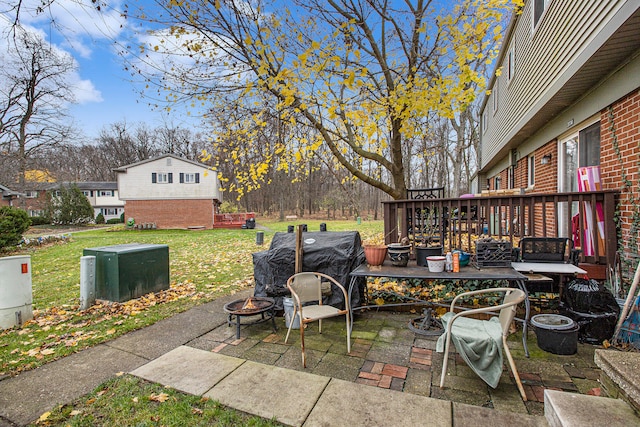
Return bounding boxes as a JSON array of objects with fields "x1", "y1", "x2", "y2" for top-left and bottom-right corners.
[{"x1": 383, "y1": 190, "x2": 619, "y2": 270}]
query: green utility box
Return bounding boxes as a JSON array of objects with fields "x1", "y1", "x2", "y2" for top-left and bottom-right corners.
[{"x1": 83, "y1": 243, "x2": 169, "y2": 302}]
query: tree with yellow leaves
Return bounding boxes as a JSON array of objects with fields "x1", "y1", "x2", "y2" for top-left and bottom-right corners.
[{"x1": 129, "y1": 0, "x2": 519, "y2": 200}]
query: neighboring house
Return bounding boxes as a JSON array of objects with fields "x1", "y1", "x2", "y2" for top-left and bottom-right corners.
[
  {"x1": 0, "y1": 184, "x2": 23, "y2": 207},
  {"x1": 13, "y1": 183, "x2": 52, "y2": 217},
  {"x1": 477, "y1": 0, "x2": 640, "y2": 265},
  {"x1": 7, "y1": 182, "x2": 124, "y2": 221},
  {"x1": 114, "y1": 154, "x2": 222, "y2": 229},
  {"x1": 75, "y1": 182, "x2": 125, "y2": 222}
]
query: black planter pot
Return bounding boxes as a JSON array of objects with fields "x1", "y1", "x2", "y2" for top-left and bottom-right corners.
[
  {"x1": 388, "y1": 244, "x2": 411, "y2": 267},
  {"x1": 416, "y1": 246, "x2": 443, "y2": 266}
]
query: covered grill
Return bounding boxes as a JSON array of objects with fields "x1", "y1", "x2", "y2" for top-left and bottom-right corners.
[{"x1": 252, "y1": 231, "x2": 365, "y2": 310}]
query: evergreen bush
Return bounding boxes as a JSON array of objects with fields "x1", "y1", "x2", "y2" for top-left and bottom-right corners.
[{"x1": 0, "y1": 206, "x2": 31, "y2": 249}]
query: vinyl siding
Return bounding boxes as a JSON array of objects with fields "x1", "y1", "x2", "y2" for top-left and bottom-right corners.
[
  {"x1": 117, "y1": 157, "x2": 221, "y2": 201},
  {"x1": 482, "y1": 0, "x2": 627, "y2": 167}
]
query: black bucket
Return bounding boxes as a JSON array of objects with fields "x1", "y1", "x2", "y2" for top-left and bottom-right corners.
[{"x1": 531, "y1": 314, "x2": 579, "y2": 355}]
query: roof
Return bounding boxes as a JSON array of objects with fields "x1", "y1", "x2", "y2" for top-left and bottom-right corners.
[
  {"x1": 0, "y1": 184, "x2": 25, "y2": 198},
  {"x1": 113, "y1": 154, "x2": 214, "y2": 173},
  {"x1": 72, "y1": 182, "x2": 118, "y2": 191}
]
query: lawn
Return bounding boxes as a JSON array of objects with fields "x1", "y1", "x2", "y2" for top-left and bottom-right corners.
[
  {"x1": 1, "y1": 219, "x2": 383, "y2": 377},
  {"x1": 35, "y1": 375, "x2": 284, "y2": 427}
]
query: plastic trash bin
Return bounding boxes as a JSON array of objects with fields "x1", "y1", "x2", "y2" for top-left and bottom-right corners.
[{"x1": 283, "y1": 297, "x2": 300, "y2": 329}]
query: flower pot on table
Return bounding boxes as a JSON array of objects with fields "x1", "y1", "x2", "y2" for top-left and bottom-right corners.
[
  {"x1": 363, "y1": 245, "x2": 387, "y2": 266},
  {"x1": 387, "y1": 243, "x2": 411, "y2": 267}
]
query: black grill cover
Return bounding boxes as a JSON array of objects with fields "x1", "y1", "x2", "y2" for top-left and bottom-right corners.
[{"x1": 252, "y1": 231, "x2": 366, "y2": 310}]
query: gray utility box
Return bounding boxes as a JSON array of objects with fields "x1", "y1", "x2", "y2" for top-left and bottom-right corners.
[{"x1": 83, "y1": 243, "x2": 169, "y2": 302}]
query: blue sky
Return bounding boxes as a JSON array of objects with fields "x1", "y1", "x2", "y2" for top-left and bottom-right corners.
[{"x1": 1, "y1": 0, "x2": 200, "y2": 140}]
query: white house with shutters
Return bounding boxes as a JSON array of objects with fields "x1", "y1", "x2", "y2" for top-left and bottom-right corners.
[{"x1": 114, "y1": 154, "x2": 222, "y2": 229}]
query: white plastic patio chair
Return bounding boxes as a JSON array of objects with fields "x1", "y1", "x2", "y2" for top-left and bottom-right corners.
[
  {"x1": 285, "y1": 272, "x2": 351, "y2": 367},
  {"x1": 437, "y1": 287, "x2": 527, "y2": 401}
]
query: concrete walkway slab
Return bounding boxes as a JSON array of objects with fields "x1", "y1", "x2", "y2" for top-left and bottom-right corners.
[
  {"x1": 205, "y1": 360, "x2": 330, "y2": 427},
  {"x1": 304, "y1": 378, "x2": 452, "y2": 427},
  {"x1": 453, "y1": 402, "x2": 548, "y2": 427},
  {"x1": 544, "y1": 389, "x2": 637, "y2": 427},
  {"x1": 130, "y1": 346, "x2": 244, "y2": 395}
]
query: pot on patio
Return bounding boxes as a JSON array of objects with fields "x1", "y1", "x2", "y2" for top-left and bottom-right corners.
[
  {"x1": 416, "y1": 246, "x2": 443, "y2": 266},
  {"x1": 387, "y1": 243, "x2": 411, "y2": 267},
  {"x1": 363, "y1": 245, "x2": 387, "y2": 266}
]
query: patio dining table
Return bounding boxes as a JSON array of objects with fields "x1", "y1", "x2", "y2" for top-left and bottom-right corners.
[{"x1": 348, "y1": 261, "x2": 532, "y2": 357}]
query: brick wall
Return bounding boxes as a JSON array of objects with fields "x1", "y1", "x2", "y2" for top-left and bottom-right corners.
[
  {"x1": 515, "y1": 157, "x2": 528, "y2": 188},
  {"x1": 600, "y1": 89, "x2": 640, "y2": 263},
  {"x1": 125, "y1": 199, "x2": 214, "y2": 229},
  {"x1": 533, "y1": 141, "x2": 558, "y2": 193}
]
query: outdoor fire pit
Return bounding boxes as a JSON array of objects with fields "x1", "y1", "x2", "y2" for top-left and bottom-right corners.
[{"x1": 223, "y1": 296, "x2": 277, "y2": 339}]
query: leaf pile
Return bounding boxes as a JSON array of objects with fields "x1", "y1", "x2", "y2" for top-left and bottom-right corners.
[{"x1": 0, "y1": 280, "x2": 209, "y2": 376}]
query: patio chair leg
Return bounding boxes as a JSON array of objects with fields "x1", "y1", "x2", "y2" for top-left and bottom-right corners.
[
  {"x1": 440, "y1": 334, "x2": 453, "y2": 389},
  {"x1": 503, "y1": 336, "x2": 527, "y2": 401},
  {"x1": 284, "y1": 307, "x2": 297, "y2": 344},
  {"x1": 345, "y1": 313, "x2": 351, "y2": 353},
  {"x1": 300, "y1": 319, "x2": 306, "y2": 368}
]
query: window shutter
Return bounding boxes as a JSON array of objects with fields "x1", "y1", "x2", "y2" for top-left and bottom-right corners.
[
  {"x1": 195, "y1": 173, "x2": 200, "y2": 183},
  {"x1": 168, "y1": 173, "x2": 173, "y2": 183},
  {"x1": 180, "y1": 173, "x2": 184, "y2": 183},
  {"x1": 152, "y1": 173, "x2": 157, "y2": 183}
]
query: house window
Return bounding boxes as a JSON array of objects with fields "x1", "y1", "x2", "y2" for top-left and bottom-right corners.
[
  {"x1": 482, "y1": 110, "x2": 488, "y2": 134},
  {"x1": 492, "y1": 79, "x2": 499, "y2": 114},
  {"x1": 528, "y1": 156, "x2": 535, "y2": 187},
  {"x1": 25, "y1": 191, "x2": 38, "y2": 198},
  {"x1": 559, "y1": 121, "x2": 601, "y2": 193},
  {"x1": 29, "y1": 209, "x2": 43, "y2": 217},
  {"x1": 533, "y1": 0, "x2": 551, "y2": 28},
  {"x1": 102, "y1": 208, "x2": 118, "y2": 216},
  {"x1": 579, "y1": 122, "x2": 600, "y2": 167},
  {"x1": 152, "y1": 172, "x2": 173, "y2": 183},
  {"x1": 99, "y1": 190, "x2": 113, "y2": 197},
  {"x1": 82, "y1": 190, "x2": 92, "y2": 197},
  {"x1": 494, "y1": 176, "x2": 501, "y2": 190},
  {"x1": 180, "y1": 172, "x2": 200, "y2": 184},
  {"x1": 507, "y1": 42, "x2": 515, "y2": 82}
]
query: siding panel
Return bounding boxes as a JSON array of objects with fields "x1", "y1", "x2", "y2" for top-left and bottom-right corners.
[{"x1": 482, "y1": 0, "x2": 627, "y2": 166}]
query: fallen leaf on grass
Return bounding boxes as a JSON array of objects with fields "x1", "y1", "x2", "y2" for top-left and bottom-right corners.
[
  {"x1": 69, "y1": 410, "x2": 82, "y2": 416},
  {"x1": 192, "y1": 407, "x2": 204, "y2": 415},
  {"x1": 149, "y1": 393, "x2": 170, "y2": 402},
  {"x1": 37, "y1": 411, "x2": 50, "y2": 422}
]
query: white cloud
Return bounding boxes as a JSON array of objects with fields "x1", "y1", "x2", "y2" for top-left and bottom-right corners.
[
  {"x1": 0, "y1": 16, "x2": 103, "y2": 106},
  {"x1": 13, "y1": 0, "x2": 127, "y2": 58},
  {"x1": 71, "y1": 75, "x2": 104, "y2": 104}
]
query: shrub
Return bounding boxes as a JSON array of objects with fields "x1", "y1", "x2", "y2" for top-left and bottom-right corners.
[
  {"x1": 0, "y1": 206, "x2": 31, "y2": 249},
  {"x1": 96, "y1": 213, "x2": 105, "y2": 224},
  {"x1": 29, "y1": 216, "x2": 50, "y2": 226},
  {"x1": 44, "y1": 185, "x2": 95, "y2": 225},
  {"x1": 107, "y1": 218, "x2": 122, "y2": 224},
  {"x1": 120, "y1": 212, "x2": 125, "y2": 222}
]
